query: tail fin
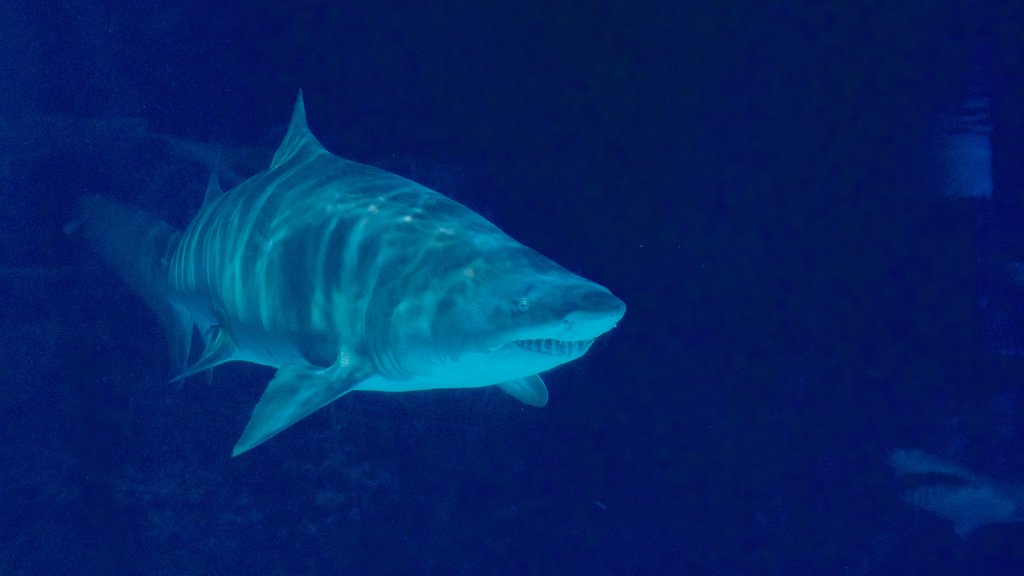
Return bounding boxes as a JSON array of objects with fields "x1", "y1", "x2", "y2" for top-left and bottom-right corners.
[{"x1": 66, "y1": 195, "x2": 193, "y2": 374}]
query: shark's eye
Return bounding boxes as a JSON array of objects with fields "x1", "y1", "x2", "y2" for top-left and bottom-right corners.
[{"x1": 517, "y1": 298, "x2": 530, "y2": 312}]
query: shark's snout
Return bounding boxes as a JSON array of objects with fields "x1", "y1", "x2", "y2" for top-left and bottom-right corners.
[
  {"x1": 584, "y1": 288, "x2": 627, "y2": 320},
  {"x1": 559, "y1": 286, "x2": 626, "y2": 340}
]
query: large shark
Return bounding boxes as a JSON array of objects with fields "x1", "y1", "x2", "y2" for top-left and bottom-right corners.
[{"x1": 69, "y1": 93, "x2": 626, "y2": 456}]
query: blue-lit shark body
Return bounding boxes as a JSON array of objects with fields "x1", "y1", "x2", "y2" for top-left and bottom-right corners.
[{"x1": 72, "y1": 93, "x2": 626, "y2": 456}]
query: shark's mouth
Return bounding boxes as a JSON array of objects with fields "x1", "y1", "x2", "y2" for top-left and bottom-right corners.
[{"x1": 512, "y1": 338, "x2": 595, "y2": 357}]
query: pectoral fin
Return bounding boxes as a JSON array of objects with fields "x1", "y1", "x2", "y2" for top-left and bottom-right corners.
[
  {"x1": 233, "y1": 358, "x2": 368, "y2": 456},
  {"x1": 497, "y1": 375, "x2": 549, "y2": 407}
]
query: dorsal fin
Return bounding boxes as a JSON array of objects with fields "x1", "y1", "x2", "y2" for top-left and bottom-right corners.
[
  {"x1": 270, "y1": 90, "x2": 329, "y2": 170},
  {"x1": 201, "y1": 168, "x2": 224, "y2": 208}
]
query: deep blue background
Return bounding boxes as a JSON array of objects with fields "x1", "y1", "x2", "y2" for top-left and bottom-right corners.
[{"x1": 3, "y1": 1, "x2": 1024, "y2": 574}]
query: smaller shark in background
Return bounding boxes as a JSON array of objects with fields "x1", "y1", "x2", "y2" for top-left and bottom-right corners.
[
  {"x1": 69, "y1": 92, "x2": 626, "y2": 456},
  {"x1": 889, "y1": 449, "x2": 1024, "y2": 537}
]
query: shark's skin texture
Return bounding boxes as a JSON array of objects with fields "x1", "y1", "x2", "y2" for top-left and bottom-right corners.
[
  {"x1": 71, "y1": 93, "x2": 626, "y2": 456},
  {"x1": 890, "y1": 449, "x2": 1024, "y2": 537}
]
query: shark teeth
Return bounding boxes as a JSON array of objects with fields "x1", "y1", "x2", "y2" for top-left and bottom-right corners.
[{"x1": 514, "y1": 338, "x2": 595, "y2": 357}]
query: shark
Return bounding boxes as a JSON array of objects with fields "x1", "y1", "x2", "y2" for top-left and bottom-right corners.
[
  {"x1": 889, "y1": 449, "x2": 1024, "y2": 537},
  {"x1": 69, "y1": 92, "x2": 626, "y2": 456}
]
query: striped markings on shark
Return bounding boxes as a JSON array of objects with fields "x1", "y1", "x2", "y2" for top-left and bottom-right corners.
[
  {"x1": 68, "y1": 92, "x2": 626, "y2": 456},
  {"x1": 889, "y1": 449, "x2": 1024, "y2": 537}
]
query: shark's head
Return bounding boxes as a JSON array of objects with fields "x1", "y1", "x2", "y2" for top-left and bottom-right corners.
[{"x1": 388, "y1": 243, "x2": 626, "y2": 385}]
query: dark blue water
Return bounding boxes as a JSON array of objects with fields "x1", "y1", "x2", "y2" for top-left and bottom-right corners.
[{"x1": 3, "y1": 1, "x2": 1024, "y2": 574}]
